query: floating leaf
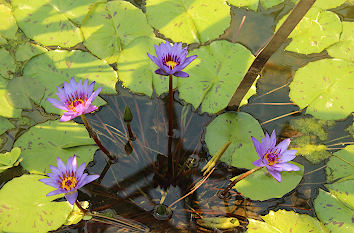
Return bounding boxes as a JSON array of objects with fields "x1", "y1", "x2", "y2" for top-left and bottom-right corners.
[
  {"x1": 205, "y1": 112, "x2": 264, "y2": 169},
  {"x1": 14, "y1": 120, "x2": 97, "y2": 174},
  {"x1": 277, "y1": 7, "x2": 341, "y2": 54},
  {"x1": 233, "y1": 162, "x2": 304, "y2": 201},
  {"x1": 0, "y1": 48, "x2": 16, "y2": 79},
  {"x1": 314, "y1": 189, "x2": 354, "y2": 233},
  {"x1": 179, "y1": 41, "x2": 255, "y2": 114},
  {"x1": 0, "y1": 147, "x2": 21, "y2": 173},
  {"x1": 117, "y1": 36, "x2": 175, "y2": 97},
  {"x1": 292, "y1": 142, "x2": 330, "y2": 164},
  {"x1": 313, "y1": 0, "x2": 347, "y2": 10},
  {"x1": 0, "y1": 116, "x2": 15, "y2": 135},
  {"x1": 326, "y1": 180, "x2": 354, "y2": 210},
  {"x1": 0, "y1": 77, "x2": 21, "y2": 118},
  {"x1": 327, "y1": 22, "x2": 354, "y2": 62},
  {"x1": 7, "y1": 76, "x2": 46, "y2": 109},
  {"x1": 15, "y1": 42, "x2": 47, "y2": 62},
  {"x1": 289, "y1": 59, "x2": 354, "y2": 120},
  {"x1": 289, "y1": 118, "x2": 334, "y2": 141},
  {"x1": 228, "y1": 0, "x2": 284, "y2": 11},
  {"x1": 197, "y1": 217, "x2": 240, "y2": 230},
  {"x1": 0, "y1": 4, "x2": 18, "y2": 39},
  {"x1": 82, "y1": 0, "x2": 154, "y2": 64},
  {"x1": 64, "y1": 201, "x2": 90, "y2": 225},
  {"x1": 0, "y1": 175, "x2": 73, "y2": 232},
  {"x1": 326, "y1": 145, "x2": 354, "y2": 183},
  {"x1": 23, "y1": 50, "x2": 117, "y2": 115},
  {"x1": 246, "y1": 210, "x2": 329, "y2": 233},
  {"x1": 11, "y1": 0, "x2": 84, "y2": 47},
  {"x1": 145, "y1": 0, "x2": 230, "y2": 44}
]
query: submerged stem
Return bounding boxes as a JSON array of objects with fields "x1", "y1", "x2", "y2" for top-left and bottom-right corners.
[
  {"x1": 220, "y1": 166, "x2": 263, "y2": 198},
  {"x1": 81, "y1": 115, "x2": 116, "y2": 161}
]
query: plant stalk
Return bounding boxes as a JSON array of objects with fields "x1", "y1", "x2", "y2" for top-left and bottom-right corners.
[
  {"x1": 220, "y1": 166, "x2": 263, "y2": 198},
  {"x1": 168, "y1": 74, "x2": 174, "y2": 137},
  {"x1": 81, "y1": 115, "x2": 115, "y2": 161},
  {"x1": 75, "y1": 200, "x2": 87, "y2": 214}
]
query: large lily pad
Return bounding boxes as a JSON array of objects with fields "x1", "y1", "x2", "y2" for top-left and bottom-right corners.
[
  {"x1": 204, "y1": 112, "x2": 264, "y2": 169},
  {"x1": 233, "y1": 162, "x2": 304, "y2": 201},
  {"x1": 289, "y1": 59, "x2": 354, "y2": 120},
  {"x1": 247, "y1": 210, "x2": 329, "y2": 233},
  {"x1": 117, "y1": 36, "x2": 174, "y2": 97},
  {"x1": 22, "y1": 50, "x2": 117, "y2": 115},
  {"x1": 228, "y1": 0, "x2": 284, "y2": 11},
  {"x1": 0, "y1": 77, "x2": 22, "y2": 118},
  {"x1": 326, "y1": 180, "x2": 354, "y2": 210},
  {"x1": 277, "y1": 7, "x2": 341, "y2": 54},
  {"x1": 0, "y1": 175, "x2": 73, "y2": 233},
  {"x1": 327, "y1": 22, "x2": 354, "y2": 62},
  {"x1": 0, "y1": 48, "x2": 16, "y2": 79},
  {"x1": 179, "y1": 40, "x2": 255, "y2": 114},
  {"x1": 82, "y1": 0, "x2": 154, "y2": 64},
  {"x1": 326, "y1": 145, "x2": 354, "y2": 183},
  {"x1": 11, "y1": 0, "x2": 84, "y2": 47},
  {"x1": 0, "y1": 3, "x2": 18, "y2": 40},
  {"x1": 145, "y1": 0, "x2": 230, "y2": 44},
  {"x1": 14, "y1": 120, "x2": 98, "y2": 174},
  {"x1": 314, "y1": 189, "x2": 354, "y2": 233}
]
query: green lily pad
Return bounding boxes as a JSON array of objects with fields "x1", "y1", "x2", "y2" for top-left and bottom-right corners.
[
  {"x1": 0, "y1": 147, "x2": 21, "y2": 173},
  {"x1": 179, "y1": 40, "x2": 255, "y2": 114},
  {"x1": 0, "y1": 77, "x2": 21, "y2": 118},
  {"x1": 0, "y1": 48, "x2": 16, "y2": 79},
  {"x1": 11, "y1": 0, "x2": 84, "y2": 47},
  {"x1": 247, "y1": 210, "x2": 329, "y2": 233},
  {"x1": 277, "y1": 7, "x2": 341, "y2": 54},
  {"x1": 22, "y1": 50, "x2": 117, "y2": 115},
  {"x1": 0, "y1": 4, "x2": 18, "y2": 40},
  {"x1": 327, "y1": 22, "x2": 354, "y2": 62},
  {"x1": 289, "y1": 59, "x2": 354, "y2": 120},
  {"x1": 0, "y1": 116, "x2": 15, "y2": 135},
  {"x1": 326, "y1": 180, "x2": 354, "y2": 210},
  {"x1": 228, "y1": 0, "x2": 284, "y2": 11},
  {"x1": 326, "y1": 145, "x2": 354, "y2": 183},
  {"x1": 314, "y1": 189, "x2": 354, "y2": 233},
  {"x1": 14, "y1": 120, "x2": 98, "y2": 174},
  {"x1": 233, "y1": 162, "x2": 304, "y2": 201},
  {"x1": 82, "y1": 0, "x2": 154, "y2": 64},
  {"x1": 145, "y1": 0, "x2": 230, "y2": 44},
  {"x1": 205, "y1": 112, "x2": 264, "y2": 169},
  {"x1": 0, "y1": 175, "x2": 73, "y2": 232},
  {"x1": 15, "y1": 42, "x2": 47, "y2": 62},
  {"x1": 313, "y1": 0, "x2": 347, "y2": 10},
  {"x1": 117, "y1": 36, "x2": 176, "y2": 97},
  {"x1": 7, "y1": 76, "x2": 46, "y2": 109}
]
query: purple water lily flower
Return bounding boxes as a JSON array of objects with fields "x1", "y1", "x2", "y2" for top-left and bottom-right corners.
[
  {"x1": 47, "y1": 78, "x2": 102, "y2": 122},
  {"x1": 147, "y1": 41, "x2": 197, "y2": 78},
  {"x1": 251, "y1": 130, "x2": 300, "y2": 182},
  {"x1": 39, "y1": 155, "x2": 99, "y2": 205}
]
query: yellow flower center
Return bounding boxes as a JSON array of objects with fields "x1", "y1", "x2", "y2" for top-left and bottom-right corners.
[
  {"x1": 60, "y1": 176, "x2": 78, "y2": 191},
  {"x1": 165, "y1": 60, "x2": 178, "y2": 70},
  {"x1": 264, "y1": 149, "x2": 280, "y2": 166}
]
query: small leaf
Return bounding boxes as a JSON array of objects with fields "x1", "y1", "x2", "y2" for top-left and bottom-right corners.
[
  {"x1": 326, "y1": 145, "x2": 354, "y2": 183},
  {"x1": 15, "y1": 42, "x2": 47, "y2": 62},
  {"x1": 327, "y1": 22, "x2": 354, "y2": 62},
  {"x1": 0, "y1": 4, "x2": 18, "y2": 39},
  {"x1": 326, "y1": 180, "x2": 354, "y2": 210},
  {"x1": 0, "y1": 48, "x2": 16, "y2": 79},
  {"x1": 197, "y1": 217, "x2": 240, "y2": 230},
  {"x1": 205, "y1": 112, "x2": 264, "y2": 169},
  {"x1": 0, "y1": 147, "x2": 21, "y2": 166},
  {"x1": 0, "y1": 77, "x2": 22, "y2": 118},
  {"x1": 0, "y1": 116, "x2": 15, "y2": 135},
  {"x1": 64, "y1": 201, "x2": 90, "y2": 225}
]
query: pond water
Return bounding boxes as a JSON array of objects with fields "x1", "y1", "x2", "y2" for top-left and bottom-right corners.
[{"x1": 0, "y1": 0, "x2": 353, "y2": 232}]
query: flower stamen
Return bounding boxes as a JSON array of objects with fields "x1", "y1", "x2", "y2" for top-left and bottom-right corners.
[
  {"x1": 264, "y1": 149, "x2": 280, "y2": 166},
  {"x1": 163, "y1": 54, "x2": 180, "y2": 70},
  {"x1": 60, "y1": 176, "x2": 77, "y2": 191}
]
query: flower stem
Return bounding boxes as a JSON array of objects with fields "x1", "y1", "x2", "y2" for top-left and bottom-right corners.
[
  {"x1": 81, "y1": 115, "x2": 116, "y2": 161},
  {"x1": 126, "y1": 122, "x2": 135, "y2": 141},
  {"x1": 75, "y1": 200, "x2": 87, "y2": 214},
  {"x1": 219, "y1": 166, "x2": 263, "y2": 198},
  {"x1": 168, "y1": 74, "x2": 173, "y2": 137}
]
